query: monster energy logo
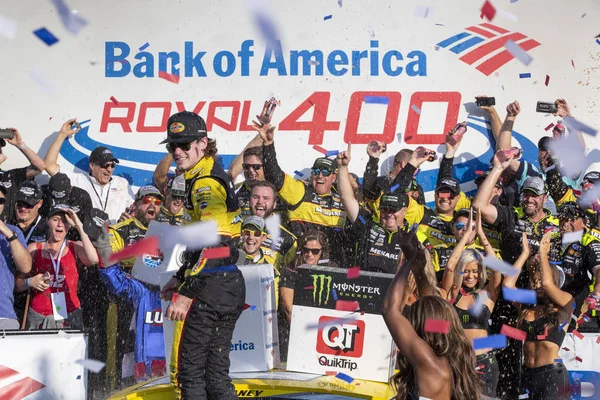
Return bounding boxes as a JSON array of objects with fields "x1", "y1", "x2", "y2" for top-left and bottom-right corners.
[
  {"x1": 462, "y1": 314, "x2": 469, "y2": 324},
  {"x1": 311, "y1": 274, "x2": 333, "y2": 306}
]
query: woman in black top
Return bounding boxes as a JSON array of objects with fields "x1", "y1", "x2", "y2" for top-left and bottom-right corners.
[
  {"x1": 504, "y1": 232, "x2": 572, "y2": 400},
  {"x1": 441, "y1": 209, "x2": 504, "y2": 397}
]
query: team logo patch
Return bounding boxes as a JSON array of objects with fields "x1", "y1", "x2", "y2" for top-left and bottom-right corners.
[
  {"x1": 143, "y1": 250, "x2": 164, "y2": 269},
  {"x1": 169, "y1": 122, "x2": 185, "y2": 133}
]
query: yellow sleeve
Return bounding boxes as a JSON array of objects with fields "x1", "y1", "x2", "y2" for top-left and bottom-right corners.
[
  {"x1": 108, "y1": 227, "x2": 124, "y2": 253},
  {"x1": 557, "y1": 188, "x2": 577, "y2": 207},
  {"x1": 279, "y1": 240, "x2": 298, "y2": 272},
  {"x1": 190, "y1": 176, "x2": 241, "y2": 237},
  {"x1": 455, "y1": 192, "x2": 471, "y2": 211},
  {"x1": 404, "y1": 196, "x2": 425, "y2": 226},
  {"x1": 278, "y1": 174, "x2": 307, "y2": 208},
  {"x1": 431, "y1": 247, "x2": 441, "y2": 272}
]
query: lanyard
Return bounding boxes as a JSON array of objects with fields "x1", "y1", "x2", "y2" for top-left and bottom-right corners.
[
  {"x1": 24, "y1": 216, "x2": 41, "y2": 243},
  {"x1": 89, "y1": 177, "x2": 111, "y2": 212},
  {"x1": 48, "y1": 240, "x2": 67, "y2": 283}
]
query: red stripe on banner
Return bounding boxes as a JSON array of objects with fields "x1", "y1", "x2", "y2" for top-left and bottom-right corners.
[
  {"x1": 0, "y1": 377, "x2": 46, "y2": 400},
  {"x1": 0, "y1": 366, "x2": 19, "y2": 380},
  {"x1": 465, "y1": 26, "x2": 496, "y2": 38},
  {"x1": 460, "y1": 32, "x2": 527, "y2": 65},
  {"x1": 475, "y1": 38, "x2": 541, "y2": 76},
  {"x1": 480, "y1": 23, "x2": 509, "y2": 34}
]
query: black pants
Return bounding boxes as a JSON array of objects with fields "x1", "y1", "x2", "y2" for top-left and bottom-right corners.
[
  {"x1": 521, "y1": 363, "x2": 571, "y2": 400},
  {"x1": 174, "y1": 270, "x2": 245, "y2": 400},
  {"x1": 477, "y1": 351, "x2": 499, "y2": 398},
  {"x1": 491, "y1": 298, "x2": 521, "y2": 399}
]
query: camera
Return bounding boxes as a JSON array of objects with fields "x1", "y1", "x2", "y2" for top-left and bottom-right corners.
[{"x1": 476, "y1": 97, "x2": 495, "y2": 107}]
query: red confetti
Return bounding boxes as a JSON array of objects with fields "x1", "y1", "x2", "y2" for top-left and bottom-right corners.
[
  {"x1": 335, "y1": 300, "x2": 360, "y2": 312},
  {"x1": 202, "y1": 246, "x2": 231, "y2": 260},
  {"x1": 49, "y1": 117, "x2": 53, "y2": 121},
  {"x1": 312, "y1": 145, "x2": 328, "y2": 155},
  {"x1": 577, "y1": 318, "x2": 585, "y2": 325},
  {"x1": 424, "y1": 319, "x2": 450, "y2": 334},
  {"x1": 537, "y1": 327, "x2": 548, "y2": 340},
  {"x1": 544, "y1": 123, "x2": 555, "y2": 131},
  {"x1": 325, "y1": 371, "x2": 337, "y2": 376},
  {"x1": 346, "y1": 266, "x2": 360, "y2": 279},
  {"x1": 480, "y1": 0, "x2": 496, "y2": 21},
  {"x1": 573, "y1": 330, "x2": 584, "y2": 340},
  {"x1": 575, "y1": 356, "x2": 583, "y2": 362},
  {"x1": 571, "y1": 60, "x2": 575, "y2": 68},
  {"x1": 172, "y1": 293, "x2": 178, "y2": 302},
  {"x1": 110, "y1": 96, "x2": 119, "y2": 105},
  {"x1": 303, "y1": 285, "x2": 315, "y2": 290},
  {"x1": 243, "y1": 303, "x2": 251, "y2": 311},
  {"x1": 573, "y1": 189, "x2": 582, "y2": 196},
  {"x1": 562, "y1": 347, "x2": 570, "y2": 351},
  {"x1": 108, "y1": 236, "x2": 159, "y2": 264},
  {"x1": 158, "y1": 70, "x2": 180, "y2": 84},
  {"x1": 438, "y1": 192, "x2": 451, "y2": 198},
  {"x1": 501, "y1": 324, "x2": 527, "y2": 341},
  {"x1": 596, "y1": 336, "x2": 600, "y2": 344},
  {"x1": 475, "y1": 170, "x2": 484, "y2": 175},
  {"x1": 545, "y1": 75, "x2": 550, "y2": 86}
]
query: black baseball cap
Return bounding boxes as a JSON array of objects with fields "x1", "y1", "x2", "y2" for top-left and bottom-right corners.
[
  {"x1": 583, "y1": 171, "x2": 600, "y2": 186},
  {"x1": 474, "y1": 171, "x2": 503, "y2": 188},
  {"x1": 380, "y1": 192, "x2": 408, "y2": 211},
  {"x1": 83, "y1": 208, "x2": 109, "y2": 241},
  {"x1": 48, "y1": 203, "x2": 73, "y2": 218},
  {"x1": 538, "y1": 136, "x2": 552, "y2": 152},
  {"x1": 160, "y1": 111, "x2": 207, "y2": 144},
  {"x1": 0, "y1": 184, "x2": 7, "y2": 196},
  {"x1": 16, "y1": 180, "x2": 43, "y2": 206},
  {"x1": 558, "y1": 202, "x2": 586, "y2": 220},
  {"x1": 436, "y1": 177, "x2": 461, "y2": 195},
  {"x1": 135, "y1": 185, "x2": 165, "y2": 202},
  {"x1": 312, "y1": 157, "x2": 338, "y2": 172},
  {"x1": 49, "y1": 173, "x2": 71, "y2": 201},
  {"x1": 89, "y1": 146, "x2": 119, "y2": 165}
]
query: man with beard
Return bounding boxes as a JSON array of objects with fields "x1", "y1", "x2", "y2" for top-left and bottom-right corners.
[
  {"x1": 156, "y1": 176, "x2": 185, "y2": 226},
  {"x1": 107, "y1": 185, "x2": 164, "y2": 390},
  {"x1": 44, "y1": 119, "x2": 135, "y2": 224}
]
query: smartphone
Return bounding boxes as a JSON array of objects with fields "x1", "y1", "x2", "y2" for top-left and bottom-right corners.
[
  {"x1": 536, "y1": 101, "x2": 558, "y2": 114},
  {"x1": 258, "y1": 97, "x2": 279, "y2": 125},
  {"x1": 71, "y1": 121, "x2": 81, "y2": 131},
  {"x1": 476, "y1": 97, "x2": 495, "y2": 107}
]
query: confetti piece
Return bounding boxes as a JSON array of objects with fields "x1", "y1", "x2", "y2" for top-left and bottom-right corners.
[
  {"x1": 250, "y1": 305, "x2": 256, "y2": 311},
  {"x1": 76, "y1": 359, "x2": 106, "y2": 373},
  {"x1": 504, "y1": 40, "x2": 533, "y2": 66},
  {"x1": 366, "y1": 26, "x2": 375, "y2": 38},
  {"x1": 109, "y1": 236, "x2": 159, "y2": 264},
  {"x1": 411, "y1": 104, "x2": 421, "y2": 114},
  {"x1": 536, "y1": 327, "x2": 548, "y2": 340},
  {"x1": 475, "y1": 170, "x2": 484, "y2": 175},
  {"x1": 396, "y1": 132, "x2": 403, "y2": 141},
  {"x1": 597, "y1": 39, "x2": 600, "y2": 46},
  {"x1": 162, "y1": 220, "x2": 219, "y2": 250},
  {"x1": 473, "y1": 334, "x2": 507, "y2": 350},
  {"x1": 438, "y1": 192, "x2": 450, "y2": 198},
  {"x1": 559, "y1": 322, "x2": 567, "y2": 330},
  {"x1": 497, "y1": 9, "x2": 518, "y2": 22},
  {"x1": 575, "y1": 356, "x2": 583, "y2": 362},
  {"x1": 358, "y1": 215, "x2": 366, "y2": 225},
  {"x1": 435, "y1": 23, "x2": 444, "y2": 26},
  {"x1": 347, "y1": 266, "x2": 360, "y2": 279},
  {"x1": 324, "y1": 15, "x2": 332, "y2": 21},
  {"x1": 313, "y1": 145, "x2": 328, "y2": 154},
  {"x1": 577, "y1": 318, "x2": 585, "y2": 325},
  {"x1": 518, "y1": 394, "x2": 528, "y2": 399},
  {"x1": 503, "y1": 287, "x2": 537, "y2": 304},
  {"x1": 424, "y1": 319, "x2": 450, "y2": 334},
  {"x1": 33, "y1": 27, "x2": 59, "y2": 46},
  {"x1": 544, "y1": 123, "x2": 555, "y2": 131},
  {"x1": 335, "y1": 300, "x2": 360, "y2": 312},
  {"x1": 573, "y1": 330, "x2": 584, "y2": 340},
  {"x1": 434, "y1": 46, "x2": 440, "y2": 51},
  {"x1": 110, "y1": 96, "x2": 119, "y2": 105},
  {"x1": 307, "y1": 60, "x2": 320, "y2": 66},
  {"x1": 572, "y1": 372, "x2": 583, "y2": 379},
  {"x1": 332, "y1": 289, "x2": 338, "y2": 301},
  {"x1": 484, "y1": 255, "x2": 520, "y2": 277},
  {"x1": 563, "y1": 230, "x2": 584, "y2": 245},
  {"x1": 469, "y1": 291, "x2": 490, "y2": 317},
  {"x1": 562, "y1": 347, "x2": 570, "y2": 351},
  {"x1": 265, "y1": 214, "x2": 281, "y2": 251},
  {"x1": 335, "y1": 372, "x2": 354, "y2": 383},
  {"x1": 364, "y1": 96, "x2": 390, "y2": 105},
  {"x1": 571, "y1": 60, "x2": 575, "y2": 68},
  {"x1": 294, "y1": 170, "x2": 304, "y2": 177},
  {"x1": 51, "y1": 0, "x2": 88, "y2": 35},
  {"x1": 510, "y1": 0, "x2": 519, "y2": 2},
  {"x1": 337, "y1": 0, "x2": 342, "y2": 7},
  {"x1": 139, "y1": 42, "x2": 150, "y2": 51},
  {"x1": 325, "y1": 150, "x2": 339, "y2": 157},
  {"x1": 596, "y1": 336, "x2": 600, "y2": 344},
  {"x1": 390, "y1": 184, "x2": 400, "y2": 192},
  {"x1": 545, "y1": 75, "x2": 550, "y2": 86},
  {"x1": 326, "y1": 371, "x2": 337, "y2": 376},
  {"x1": 158, "y1": 70, "x2": 180, "y2": 84},
  {"x1": 0, "y1": 14, "x2": 17, "y2": 39},
  {"x1": 519, "y1": 73, "x2": 531, "y2": 79},
  {"x1": 549, "y1": 133, "x2": 590, "y2": 177},
  {"x1": 303, "y1": 285, "x2": 314, "y2": 290},
  {"x1": 203, "y1": 246, "x2": 231, "y2": 260},
  {"x1": 413, "y1": 5, "x2": 431, "y2": 18},
  {"x1": 29, "y1": 69, "x2": 53, "y2": 94},
  {"x1": 562, "y1": 116, "x2": 598, "y2": 137},
  {"x1": 480, "y1": 0, "x2": 496, "y2": 21},
  {"x1": 243, "y1": 303, "x2": 251, "y2": 310},
  {"x1": 500, "y1": 324, "x2": 526, "y2": 341}
]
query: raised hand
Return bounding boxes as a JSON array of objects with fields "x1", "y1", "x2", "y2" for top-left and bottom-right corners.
[
  {"x1": 251, "y1": 120, "x2": 275, "y2": 146},
  {"x1": 337, "y1": 143, "x2": 352, "y2": 167},
  {"x1": 59, "y1": 119, "x2": 80, "y2": 137}
]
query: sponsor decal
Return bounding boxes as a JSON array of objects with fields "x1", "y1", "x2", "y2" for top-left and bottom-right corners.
[
  {"x1": 144, "y1": 309, "x2": 163, "y2": 325},
  {"x1": 230, "y1": 340, "x2": 255, "y2": 351},
  {"x1": 235, "y1": 390, "x2": 264, "y2": 397},
  {"x1": 0, "y1": 365, "x2": 46, "y2": 397},
  {"x1": 169, "y1": 122, "x2": 185, "y2": 133},
  {"x1": 311, "y1": 274, "x2": 333, "y2": 306},
  {"x1": 437, "y1": 23, "x2": 541, "y2": 76},
  {"x1": 316, "y1": 316, "x2": 365, "y2": 358},
  {"x1": 143, "y1": 250, "x2": 164, "y2": 269}
]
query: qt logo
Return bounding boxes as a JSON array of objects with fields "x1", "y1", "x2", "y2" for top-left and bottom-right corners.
[{"x1": 316, "y1": 316, "x2": 365, "y2": 358}]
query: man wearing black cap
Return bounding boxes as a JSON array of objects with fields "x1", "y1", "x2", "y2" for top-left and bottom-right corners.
[
  {"x1": 10, "y1": 180, "x2": 48, "y2": 244},
  {"x1": 156, "y1": 175, "x2": 185, "y2": 226},
  {"x1": 337, "y1": 144, "x2": 407, "y2": 274},
  {"x1": 158, "y1": 111, "x2": 244, "y2": 400},
  {"x1": 44, "y1": 119, "x2": 135, "y2": 224},
  {"x1": 40, "y1": 173, "x2": 93, "y2": 234},
  {"x1": 254, "y1": 121, "x2": 347, "y2": 266},
  {"x1": 0, "y1": 127, "x2": 46, "y2": 222}
]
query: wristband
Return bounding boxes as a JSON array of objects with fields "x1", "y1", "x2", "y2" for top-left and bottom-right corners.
[
  {"x1": 7, "y1": 232, "x2": 18, "y2": 242},
  {"x1": 26, "y1": 278, "x2": 31, "y2": 288},
  {"x1": 17, "y1": 142, "x2": 26, "y2": 150}
]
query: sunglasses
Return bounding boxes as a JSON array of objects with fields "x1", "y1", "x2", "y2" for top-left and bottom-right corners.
[
  {"x1": 243, "y1": 163, "x2": 263, "y2": 171},
  {"x1": 436, "y1": 190, "x2": 457, "y2": 199},
  {"x1": 166, "y1": 141, "x2": 194, "y2": 153},
  {"x1": 311, "y1": 168, "x2": 332, "y2": 177},
  {"x1": 142, "y1": 197, "x2": 162, "y2": 206},
  {"x1": 242, "y1": 229, "x2": 263, "y2": 237},
  {"x1": 16, "y1": 201, "x2": 35, "y2": 209},
  {"x1": 99, "y1": 162, "x2": 116, "y2": 170},
  {"x1": 0, "y1": 198, "x2": 5, "y2": 205},
  {"x1": 454, "y1": 222, "x2": 475, "y2": 231},
  {"x1": 302, "y1": 247, "x2": 322, "y2": 255}
]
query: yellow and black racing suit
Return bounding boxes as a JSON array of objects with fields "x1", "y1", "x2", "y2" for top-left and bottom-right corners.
[
  {"x1": 155, "y1": 205, "x2": 183, "y2": 226},
  {"x1": 169, "y1": 156, "x2": 244, "y2": 400}
]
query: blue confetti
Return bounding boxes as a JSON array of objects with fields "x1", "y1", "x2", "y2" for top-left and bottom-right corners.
[
  {"x1": 294, "y1": 170, "x2": 304, "y2": 177},
  {"x1": 519, "y1": 73, "x2": 531, "y2": 79},
  {"x1": 33, "y1": 27, "x2": 59, "y2": 46},
  {"x1": 325, "y1": 150, "x2": 339, "y2": 157},
  {"x1": 558, "y1": 322, "x2": 567, "y2": 330},
  {"x1": 503, "y1": 287, "x2": 537, "y2": 304},
  {"x1": 335, "y1": 372, "x2": 354, "y2": 383},
  {"x1": 358, "y1": 215, "x2": 366, "y2": 225},
  {"x1": 390, "y1": 184, "x2": 400, "y2": 192},
  {"x1": 324, "y1": 15, "x2": 332, "y2": 20},
  {"x1": 76, "y1": 375, "x2": 81, "y2": 380},
  {"x1": 250, "y1": 305, "x2": 257, "y2": 311},
  {"x1": 254, "y1": 12, "x2": 279, "y2": 47},
  {"x1": 597, "y1": 38, "x2": 600, "y2": 46},
  {"x1": 554, "y1": 359, "x2": 562, "y2": 362},
  {"x1": 459, "y1": 271, "x2": 465, "y2": 275},
  {"x1": 338, "y1": 0, "x2": 342, "y2": 7},
  {"x1": 473, "y1": 334, "x2": 507, "y2": 350},
  {"x1": 200, "y1": 265, "x2": 238, "y2": 274},
  {"x1": 332, "y1": 289, "x2": 338, "y2": 300},
  {"x1": 364, "y1": 96, "x2": 389, "y2": 105},
  {"x1": 411, "y1": 104, "x2": 421, "y2": 114},
  {"x1": 435, "y1": 23, "x2": 445, "y2": 26},
  {"x1": 139, "y1": 42, "x2": 150, "y2": 51}
]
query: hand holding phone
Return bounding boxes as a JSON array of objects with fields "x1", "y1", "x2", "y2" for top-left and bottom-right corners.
[{"x1": 536, "y1": 101, "x2": 558, "y2": 114}]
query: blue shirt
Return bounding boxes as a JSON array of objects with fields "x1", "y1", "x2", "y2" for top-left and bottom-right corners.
[{"x1": 0, "y1": 225, "x2": 26, "y2": 319}]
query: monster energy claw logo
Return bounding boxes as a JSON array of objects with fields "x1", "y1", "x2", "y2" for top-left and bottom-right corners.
[
  {"x1": 462, "y1": 314, "x2": 469, "y2": 324},
  {"x1": 312, "y1": 274, "x2": 333, "y2": 306}
]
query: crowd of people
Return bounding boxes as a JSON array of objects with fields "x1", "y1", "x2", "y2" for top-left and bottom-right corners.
[{"x1": 0, "y1": 96, "x2": 598, "y2": 400}]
